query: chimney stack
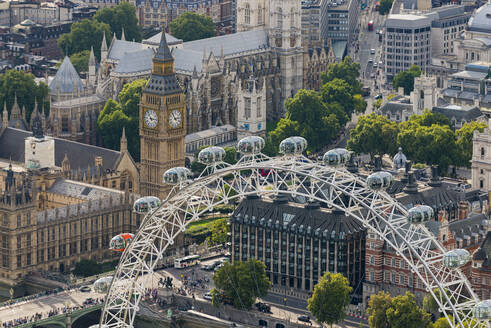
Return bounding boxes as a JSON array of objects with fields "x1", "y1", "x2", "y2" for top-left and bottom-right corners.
[
  {"x1": 428, "y1": 165, "x2": 442, "y2": 187},
  {"x1": 404, "y1": 170, "x2": 418, "y2": 194},
  {"x1": 373, "y1": 155, "x2": 382, "y2": 172}
]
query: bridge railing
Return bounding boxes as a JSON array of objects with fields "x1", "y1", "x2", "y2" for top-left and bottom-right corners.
[{"x1": 15, "y1": 303, "x2": 102, "y2": 328}]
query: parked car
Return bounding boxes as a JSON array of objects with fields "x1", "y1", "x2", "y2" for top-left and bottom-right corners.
[
  {"x1": 203, "y1": 292, "x2": 213, "y2": 301},
  {"x1": 298, "y1": 315, "x2": 311, "y2": 322},
  {"x1": 370, "y1": 48, "x2": 375, "y2": 54},
  {"x1": 375, "y1": 93, "x2": 383, "y2": 99}
]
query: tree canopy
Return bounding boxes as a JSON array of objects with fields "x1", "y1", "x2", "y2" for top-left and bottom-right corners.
[
  {"x1": 97, "y1": 79, "x2": 147, "y2": 161},
  {"x1": 347, "y1": 113, "x2": 399, "y2": 157},
  {"x1": 58, "y1": 19, "x2": 111, "y2": 59},
  {"x1": 392, "y1": 65, "x2": 421, "y2": 95},
  {"x1": 379, "y1": 0, "x2": 394, "y2": 15},
  {"x1": 367, "y1": 291, "x2": 431, "y2": 328},
  {"x1": 212, "y1": 259, "x2": 270, "y2": 309},
  {"x1": 348, "y1": 112, "x2": 482, "y2": 173},
  {"x1": 307, "y1": 272, "x2": 352, "y2": 327},
  {"x1": 170, "y1": 12, "x2": 216, "y2": 42},
  {"x1": 207, "y1": 218, "x2": 228, "y2": 245},
  {"x1": 321, "y1": 56, "x2": 363, "y2": 94},
  {"x1": 94, "y1": 2, "x2": 142, "y2": 42},
  {"x1": 0, "y1": 70, "x2": 49, "y2": 122}
]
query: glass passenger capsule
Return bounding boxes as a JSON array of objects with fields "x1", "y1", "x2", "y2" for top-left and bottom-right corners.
[
  {"x1": 473, "y1": 300, "x2": 491, "y2": 320},
  {"x1": 163, "y1": 167, "x2": 191, "y2": 185},
  {"x1": 442, "y1": 249, "x2": 470, "y2": 269},
  {"x1": 407, "y1": 205, "x2": 434, "y2": 224},
  {"x1": 366, "y1": 171, "x2": 394, "y2": 191},
  {"x1": 198, "y1": 146, "x2": 226, "y2": 164},
  {"x1": 93, "y1": 276, "x2": 113, "y2": 293},
  {"x1": 133, "y1": 196, "x2": 161, "y2": 213},
  {"x1": 279, "y1": 136, "x2": 308, "y2": 155},
  {"x1": 109, "y1": 233, "x2": 135, "y2": 252},
  {"x1": 237, "y1": 136, "x2": 265, "y2": 154},
  {"x1": 323, "y1": 148, "x2": 351, "y2": 166}
]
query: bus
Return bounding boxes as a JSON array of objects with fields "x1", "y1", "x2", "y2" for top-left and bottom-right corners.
[
  {"x1": 368, "y1": 20, "x2": 374, "y2": 31},
  {"x1": 174, "y1": 255, "x2": 200, "y2": 269}
]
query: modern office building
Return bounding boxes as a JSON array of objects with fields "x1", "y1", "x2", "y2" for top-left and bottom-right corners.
[
  {"x1": 320, "y1": 0, "x2": 360, "y2": 54},
  {"x1": 384, "y1": 14, "x2": 431, "y2": 81},
  {"x1": 425, "y1": 5, "x2": 470, "y2": 57},
  {"x1": 301, "y1": 0, "x2": 322, "y2": 48},
  {"x1": 230, "y1": 195, "x2": 366, "y2": 302}
]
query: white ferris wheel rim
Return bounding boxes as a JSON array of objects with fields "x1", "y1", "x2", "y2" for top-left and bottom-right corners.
[{"x1": 99, "y1": 153, "x2": 489, "y2": 328}]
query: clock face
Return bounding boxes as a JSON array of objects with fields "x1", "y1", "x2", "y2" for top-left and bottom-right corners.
[
  {"x1": 144, "y1": 110, "x2": 158, "y2": 129},
  {"x1": 169, "y1": 109, "x2": 182, "y2": 129}
]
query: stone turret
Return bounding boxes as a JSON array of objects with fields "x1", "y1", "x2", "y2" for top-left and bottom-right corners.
[
  {"x1": 10, "y1": 95, "x2": 21, "y2": 120},
  {"x1": 88, "y1": 46, "x2": 96, "y2": 88},
  {"x1": 120, "y1": 127, "x2": 127, "y2": 152},
  {"x1": 1, "y1": 102, "x2": 7, "y2": 129},
  {"x1": 101, "y1": 32, "x2": 108, "y2": 62}
]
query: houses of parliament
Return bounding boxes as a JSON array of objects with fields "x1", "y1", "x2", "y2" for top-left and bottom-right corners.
[{"x1": 0, "y1": 0, "x2": 334, "y2": 285}]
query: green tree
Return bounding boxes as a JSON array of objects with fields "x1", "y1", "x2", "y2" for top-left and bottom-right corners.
[
  {"x1": 432, "y1": 317, "x2": 452, "y2": 328},
  {"x1": 207, "y1": 218, "x2": 228, "y2": 245},
  {"x1": 307, "y1": 272, "x2": 352, "y2": 327},
  {"x1": 397, "y1": 122, "x2": 457, "y2": 172},
  {"x1": 455, "y1": 121, "x2": 487, "y2": 167},
  {"x1": 96, "y1": 99, "x2": 131, "y2": 152},
  {"x1": 58, "y1": 19, "x2": 111, "y2": 59},
  {"x1": 0, "y1": 70, "x2": 50, "y2": 121},
  {"x1": 94, "y1": 2, "x2": 142, "y2": 42},
  {"x1": 321, "y1": 78, "x2": 362, "y2": 118},
  {"x1": 170, "y1": 12, "x2": 216, "y2": 42},
  {"x1": 367, "y1": 291, "x2": 392, "y2": 328},
  {"x1": 97, "y1": 79, "x2": 147, "y2": 160},
  {"x1": 347, "y1": 114, "x2": 399, "y2": 157},
  {"x1": 386, "y1": 292, "x2": 431, "y2": 328},
  {"x1": 392, "y1": 65, "x2": 421, "y2": 95},
  {"x1": 409, "y1": 110, "x2": 451, "y2": 127},
  {"x1": 73, "y1": 259, "x2": 102, "y2": 277},
  {"x1": 275, "y1": 89, "x2": 341, "y2": 152},
  {"x1": 379, "y1": 0, "x2": 394, "y2": 15},
  {"x1": 69, "y1": 50, "x2": 90, "y2": 73},
  {"x1": 212, "y1": 259, "x2": 271, "y2": 309},
  {"x1": 321, "y1": 56, "x2": 362, "y2": 94}
]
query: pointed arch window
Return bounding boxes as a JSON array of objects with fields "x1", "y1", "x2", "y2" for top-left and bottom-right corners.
[
  {"x1": 258, "y1": 4, "x2": 263, "y2": 25},
  {"x1": 290, "y1": 8, "x2": 295, "y2": 28},
  {"x1": 277, "y1": 8, "x2": 283, "y2": 29},
  {"x1": 244, "y1": 3, "x2": 251, "y2": 25}
]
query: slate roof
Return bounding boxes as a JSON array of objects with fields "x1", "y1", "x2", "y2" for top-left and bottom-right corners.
[
  {"x1": 474, "y1": 37, "x2": 491, "y2": 47},
  {"x1": 231, "y1": 197, "x2": 365, "y2": 240},
  {"x1": 183, "y1": 29, "x2": 268, "y2": 58},
  {"x1": 0, "y1": 127, "x2": 122, "y2": 172},
  {"x1": 433, "y1": 105, "x2": 483, "y2": 122},
  {"x1": 173, "y1": 30, "x2": 269, "y2": 73},
  {"x1": 48, "y1": 178, "x2": 123, "y2": 200},
  {"x1": 380, "y1": 101, "x2": 413, "y2": 115},
  {"x1": 107, "y1": 39, "x2": 144, "y2": 61},
  {"x1": 49, "y1": 56, "x2": 85, "y2": 94},
  {"x1": 144, "y1": 32, "x2": 182, "y2": 46},
  {"x1": 451, "y1": 70, "x2": 487, "y2": 80},
  {"x1": 185, "y1": 124, "x2": 236, "y2": 143},
  {"x1": 472, "y1": 231, "x2": 490, "y2": 266},
  {"x1": 449, "y1": 213, "x2": 487, "y2": 241},
  {"x1": 113, "y1": 48, "x2": 154, "y2": 74},
  {"x1": 144, "y1": 74, "x2": 182, "y2": 96}
]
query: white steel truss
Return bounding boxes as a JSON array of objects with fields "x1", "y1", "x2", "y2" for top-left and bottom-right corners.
[{"x1": 100, "y1": 154, "x2": 489, "y2": 328}]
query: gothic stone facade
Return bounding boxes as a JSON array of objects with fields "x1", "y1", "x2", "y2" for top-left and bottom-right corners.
[{"x1": 0, "y1": 164, "x2": 139, "y2": 285}]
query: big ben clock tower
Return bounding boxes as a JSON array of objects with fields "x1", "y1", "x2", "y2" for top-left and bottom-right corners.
[{"x1": 140, "y1": 32, "x2": 186, "y2": 200}]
